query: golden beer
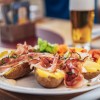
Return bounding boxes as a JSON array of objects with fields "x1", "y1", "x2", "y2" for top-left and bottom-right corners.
[
  {"x1": 70, "y1": 10, "x2": 94, "y2": 43},
  {"x1": 70, "y1": 0, "x2": 95, "y2": 49}
]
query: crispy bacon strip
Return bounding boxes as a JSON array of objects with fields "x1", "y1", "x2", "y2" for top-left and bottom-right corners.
[
  {"x1": 47, "y1": 54, "x2": 59, "y2": 72},
  {"x1": 89, "y1": 49, "x2": 100, "y2": 61},
  {"x1": 0, "y1": 62, "x2": 20, "y2": 74},
  {"x1": 0, "y1": 67, "x2": 10, "y2": 73},
  {"x1": 15, "y1": 42, "x2": 33, "y2": 55},
  {"x1": 30, "y1": 54, "x2": 59, "y2": 72},
  {"x1": 0, "y1": 54, "x2": 29, "y2": 74},
  {"x1": 64, "y1": 71, "x2": 84, "y2": 88},
  {"x1": 0, "y1": 52, "x2": 54, "y2": 73},
  {"x1": 0, "y1": 57, "x2": 10, "y2": 65},
  {"x1": 63, "y1": 59, "x2": 84, "y2": 88}
]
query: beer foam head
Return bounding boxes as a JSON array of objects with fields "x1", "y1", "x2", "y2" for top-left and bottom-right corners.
[{"x1": 70, "y1": 0, "x2": 95, "y2": 11}]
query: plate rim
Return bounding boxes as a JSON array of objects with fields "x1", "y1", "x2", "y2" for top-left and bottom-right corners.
[{"x1": 0, "y1": 80, "x2": 100, "y2": 95}]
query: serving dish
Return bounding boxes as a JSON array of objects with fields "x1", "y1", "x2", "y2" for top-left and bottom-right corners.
[
  {"x1": 0, "y1": 73, "x2": 100, "y2": 95},
  {"x1": 0, "y1": 38, "x2": 100, "y2": 95}
]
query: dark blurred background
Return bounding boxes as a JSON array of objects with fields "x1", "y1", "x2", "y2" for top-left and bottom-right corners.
[
  {"x1": 0, "y1": 0, "x2": 100, "y2": 24},
  {"x1": 44, "y1": 0, "x2": 99, "y2": 23},
  {"x1": 0, "y1": 0, "x2": 100, "y2": 44}
]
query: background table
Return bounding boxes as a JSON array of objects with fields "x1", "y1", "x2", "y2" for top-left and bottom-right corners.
[
  {"x1": 0, "y1": 18, "x2": 100, "y2": 100},
  {"x1": 36, "y1": 18, "x2": 100, "y2": 48}
]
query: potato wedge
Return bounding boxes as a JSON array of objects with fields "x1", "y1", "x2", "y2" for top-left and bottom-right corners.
[
  {"x1": 83, "y1": 61, "x2": 100, "y2": 79},
  {"x1": 83, "y1": 71, "x2": 100, "y2": 79},
  {"x1": 35, "y1": 68, "x2": 64, "y2": 88},
  {"x1": 3, "y1": 62, "x2": 33, "y2": 79}
]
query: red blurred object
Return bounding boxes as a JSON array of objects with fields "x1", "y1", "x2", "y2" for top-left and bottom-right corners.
[
  {"x1": 1, "y1": 22, "x2": 36, "y2": 42},
  {"x1": 0, "y1": 28, "x2": 64, "y2": 49},
  {"x1": 0, "y1": 0, "x2": 13, "y2": 4}
]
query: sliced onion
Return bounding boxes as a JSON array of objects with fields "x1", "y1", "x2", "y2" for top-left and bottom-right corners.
[
  {"x1": 77, "y1": 52, "x2": 91, "y2": 60},
  {"x1": 71, "y1": 52, "x2": 81, "y2": 59}
]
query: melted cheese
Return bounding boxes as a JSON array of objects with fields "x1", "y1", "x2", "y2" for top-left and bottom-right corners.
[
  {"x1": 83, "y1": 61, "x2": 100, "y2": 72},
  {"x1": 36, "y1": 69, "x2": 64, "y2": 79},
  {"x1": 97, "y1": 58, "x2": 100, "y2": 65},
  {"x1": 0, "y1": 51, "x2": 8, "y2": 60}
]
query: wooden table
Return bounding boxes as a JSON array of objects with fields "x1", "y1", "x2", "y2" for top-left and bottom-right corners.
[
  {"x1": 36, "y1": 18, "x2": 100, "y2": 48},
  {"x1": 0, "y1": 18, "x2": 100, "y2": 100}
]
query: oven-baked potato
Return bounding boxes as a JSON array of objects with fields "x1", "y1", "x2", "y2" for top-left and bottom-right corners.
[
  {"x1": 82, "y1": 61, "x2": 100, "y2": 79},
  {"x1": 35, "y1": 68, "x2": 64, "y2": 88},
  {"x1": 3, "y1": 62, "x2": 33, "y2": 79},
  {"x1": 83, "y1": 71, "x2": 100, "y2": 79}
]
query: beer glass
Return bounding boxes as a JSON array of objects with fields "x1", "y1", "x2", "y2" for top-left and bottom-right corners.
[{"x1": 70, "y1": 0, "x2": 95, "y2": 50}]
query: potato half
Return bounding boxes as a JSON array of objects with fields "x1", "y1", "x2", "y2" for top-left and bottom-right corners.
[
  {"x1": 35, "y1": 68, "x2": 64, "y2": 88},
  {"x1": 83, "y1": 71, "x2": 100, "y2": 79},
  {"x1": 3, "y1": 62, "x2": 33, "y2": 79},
  {"x1": 83, "y1": 61, "x2": 100, "y2": 79}
]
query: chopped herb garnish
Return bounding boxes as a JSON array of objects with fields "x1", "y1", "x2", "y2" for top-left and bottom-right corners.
[
  {"x1": 28, "y1": 56, "x2": 33, "y2": 59},
  {"x1": 0, "y1": 57, "x2": 9, "y2": 65},
  {"x1": 67, "y1": 72, "x2": 73, "y2": 75},
  {"x1": 10, "y1": 55, "x2": 18, "y2": 59},
  {"x1": 1, "y1": 59, "x2": 5, "y2": 64},
  {"x1": 87, "y1": 84, "x2": 91, "y2": 86}
]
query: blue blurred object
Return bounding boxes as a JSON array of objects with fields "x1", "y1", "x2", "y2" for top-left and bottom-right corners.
[
  {"x1": 44, "y1": 0, "x2": 98, "y2": 23},
  {"x1": 11, "y1": 1, "x2": 30, "y2": 24},
  {"x1": 44, "y1": 0, "x2": 69, "y2": 19},
  {"x1": 2, "y1": 5, "x2": 12, "y2": 24},
  {"x1": 94, "y1": 0, "x2": 100, "y2": 23},
  {"x1": 95, "y1": 0, "x2": 98, "y2": 23}
]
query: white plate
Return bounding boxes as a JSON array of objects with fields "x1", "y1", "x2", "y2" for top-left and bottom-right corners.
[
  {"x1": 0, "y1": 48, "x2": 100, "y2": 95},
  {"x1": 0, "y1": 73, "x2": 100, "y2": 95}
]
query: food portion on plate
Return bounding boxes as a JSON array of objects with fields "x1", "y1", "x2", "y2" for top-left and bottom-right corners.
[{"x1": 0, "y1": 38, "x2": 100, "y2": 88}]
